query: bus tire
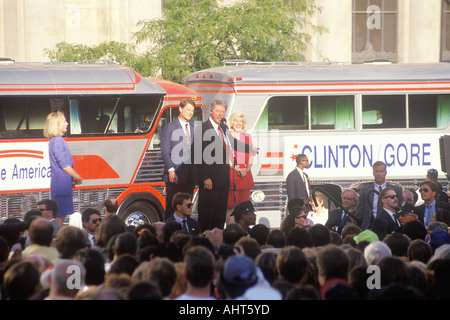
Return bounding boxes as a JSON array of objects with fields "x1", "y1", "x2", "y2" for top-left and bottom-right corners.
[{"x1": 118, "y1": 201, "x2": 160, "y2": 226}]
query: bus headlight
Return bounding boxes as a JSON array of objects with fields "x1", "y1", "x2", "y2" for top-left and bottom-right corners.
[{"x1": 251, "y1": 191, "x2": 265, "y2": 202}]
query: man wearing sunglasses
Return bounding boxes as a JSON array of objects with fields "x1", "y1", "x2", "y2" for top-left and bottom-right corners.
[
  {"x1": 415, "y1": 180, "x2": 450, "y2": 227},
  {"x1": 81, "y1": 208, "x2": 102, "y2": 247},
  {"x1": 370, "y1": 187, "x2": 403, "y2": 241},
  {"x1": 356, "y1": 161, "x2": 403, "y2": 230},
  {"x1": 166, "y1": 192, "x2": 201, "y2": 236}
]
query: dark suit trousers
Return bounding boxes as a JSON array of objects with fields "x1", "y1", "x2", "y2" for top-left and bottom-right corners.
[
  {"x1": 164, "y1": 181, "x2": 195, "y2": 221},
  {"x1": 197, "y1": 186, "x2": 228, "y2": 232}
]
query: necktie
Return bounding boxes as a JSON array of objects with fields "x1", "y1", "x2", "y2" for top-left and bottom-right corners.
[
  {"x1": 425, "y1": 205, "x2": 432, "y2": 226},
  {"x1": 182, "y1": 219, "x2": 188, "y2": 232},
  {"x1": 393, "y1": 214, "x2": 400, "y2": 227},
  {"x1": 218, "y1": 126, "x2": 226, "y2": 148},
  {"x1": 185, "y1": 123, "x2": 191, "y2": 146}
]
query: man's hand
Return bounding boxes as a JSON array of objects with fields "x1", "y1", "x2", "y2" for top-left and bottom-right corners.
[
  {"x1": 204, "y1": 178, "x2": 213, "y2": 190},
  {"x1": 169, "y1": 171, "x2": 178, "y2": 184}
]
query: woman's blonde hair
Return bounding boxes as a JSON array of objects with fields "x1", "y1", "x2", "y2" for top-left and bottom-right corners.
[
  {"x1": 43, "y1": 110, "x2": 65, "y2": 138},
  {"x1": 228, "y1": 112, "x2": 247, "y2": 132}
]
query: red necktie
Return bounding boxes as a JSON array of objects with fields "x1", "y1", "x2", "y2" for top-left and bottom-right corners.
[{"x1": 185, "y1": 123, "x2": 191, "y2": 146}]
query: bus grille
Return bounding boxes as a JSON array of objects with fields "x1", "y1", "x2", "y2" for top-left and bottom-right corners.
[{"x1": 133, "y1": 150, "x2": 165, "y2": 183}]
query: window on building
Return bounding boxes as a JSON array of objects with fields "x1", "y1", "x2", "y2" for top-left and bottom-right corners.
[
  {"x1": 442, "y1": 0, "x2": 450, "y2": 61},
  {"x1": 352, "y1": 0, "x2": 398, "y2": 63}
]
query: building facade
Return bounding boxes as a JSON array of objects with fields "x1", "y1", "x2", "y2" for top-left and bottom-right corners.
[{"x1": 0, "y1": 0, "x2": 449, "y2": 64}]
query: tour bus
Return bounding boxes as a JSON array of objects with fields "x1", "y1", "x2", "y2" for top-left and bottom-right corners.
[
  {"x1": 184, "y1": 61, "x2": 450, "y2": 227},
  {"x1": 0, "y1": 61, "x2": 202, "y2": 225}
]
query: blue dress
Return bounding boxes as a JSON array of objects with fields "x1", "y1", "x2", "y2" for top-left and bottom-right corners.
[{"x1": 49, "y1": 136, "x2": 74, "y2": 217}]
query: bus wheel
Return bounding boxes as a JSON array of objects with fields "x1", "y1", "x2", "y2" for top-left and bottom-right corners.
[{"x1": 118, "y1": 201, "x2": 160, "y2": 226}]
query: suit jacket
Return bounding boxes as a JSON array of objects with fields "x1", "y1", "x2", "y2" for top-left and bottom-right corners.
[
  {"x1": 193, "y1": 119, "x2": 230, "y2": 189},
  {"x1": 356, "y1": 183, "x2": 403, "y2": 230},
  {"x1": 286, "y1": 169, "x2": 310, "y2": 202},
  {"x1": 415, "y1": 200, "x2": 450, "y2": 225},
  {"x1": 326, "y1": 208, "x2": 350, "y2": 234},
  {"x1": 370, "y1": 209, "x2": 403, "y2": 241},
  {"x1": 165, "y1": 216, "x2": 201, "y2": 237},
  {"x1": 161, "y1": 118, "x2": 196, "y2": 185}
]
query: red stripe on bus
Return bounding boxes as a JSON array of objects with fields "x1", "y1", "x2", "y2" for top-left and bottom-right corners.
[
  {"x1": 260, "y1": 164, "x2": 283, "y2": 170},
  {"x1": 73, "y1": 155, "x2": 119, "y2": 180}
]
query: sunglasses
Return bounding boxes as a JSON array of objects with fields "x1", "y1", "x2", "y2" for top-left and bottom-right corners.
[
  {"x1": 91, "y1": 218, "x2": 102, "y2": 224},
  {"x1": 39, "y1": 208, "x2": 50, "y2": 212},
  {"x1": 296, "y1": 215, "x2": 307, "y2": 219},
  {"x1": 383, "y1": 195, "x2": 398, "y2": 200},
  {"x1": 419, "y1": 188, "x2": 430, "y2": 193},
  {"x1": 184, "y1": 203, "x2": 193, "y2": 208}
]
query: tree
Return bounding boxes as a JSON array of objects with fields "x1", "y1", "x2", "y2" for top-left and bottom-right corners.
[
  {"x1": 46, "y1": 0, "x2": 321, "y2": 83},
  {"x1": 135, "y1": 0, "x2": 321, "y2": 82}
]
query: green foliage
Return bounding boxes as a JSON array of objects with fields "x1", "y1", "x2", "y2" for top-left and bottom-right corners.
[{"x1": 46, "y1": 0, "x2": 321, "y2": 83}]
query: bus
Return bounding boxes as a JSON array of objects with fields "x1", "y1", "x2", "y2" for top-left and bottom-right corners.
[
  {"x1": 183, "y1": 61, "x2": 450, "y2": 227},
  {"x1": 0, "y1": 61, "x2": 202, "y2": 225}
]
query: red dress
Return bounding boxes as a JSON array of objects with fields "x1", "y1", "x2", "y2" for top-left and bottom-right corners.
[{"x1": 228, "y1": 132, "x2": 255, "y2": 208}]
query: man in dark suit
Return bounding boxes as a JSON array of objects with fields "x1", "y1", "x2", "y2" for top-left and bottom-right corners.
[
  {"x1": 165, "y1": 192, "x2": 200, "y2": 236},
  {"x1": 161, "y1": 99, "x2": 197, "y2": 220},
  {"x1": 192, "y1": 99, "x2": 231, "y2": 232},
  {"x1": 356, "y1": 161, "x2": 403, "y2": 230},
  {"x1": 286, "y1": 154, "x2": 311, "y2": 208},
  {"x1": 325, "y1": 189, "x2": 358, "y2": 234},
  {"x1": 370, "y1": 187, "x2": 403, "y2": 241},
  {"x1": 415, "y1": 180, "x2": 450, "y2": 227}
]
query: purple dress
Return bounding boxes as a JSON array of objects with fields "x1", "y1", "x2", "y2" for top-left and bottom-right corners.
[{"x1": 49, "y1": 136, "x2": 74, "y2": 217}]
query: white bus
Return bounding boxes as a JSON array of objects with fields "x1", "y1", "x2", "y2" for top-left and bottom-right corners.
[
  {"x1": 0, "y1": 61, "x2": 202, "y2": 225},
  {"x1": 184, "y1": 61, "x2": 450, "y2": 227}
]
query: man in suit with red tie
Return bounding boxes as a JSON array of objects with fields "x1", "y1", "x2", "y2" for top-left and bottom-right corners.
[
  {"x1": 161, "y1": 99, "x2": 197, "y2": 220},
  {"x1": 286, "y1": 154, "x2": 311, "y2": 210},
  {"x1": 192, "y1": 100, "x2": 254, "y2": 232},
  {"x1": 370, "y1": 187, "x2": 403, "y2": 241}
]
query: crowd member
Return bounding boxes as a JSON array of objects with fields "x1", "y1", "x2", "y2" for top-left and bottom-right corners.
[
  {"x1": 356, "y1": 161, "x2": 403, "y2": 230},
  {"x1": 326, "y1": 188, "x2": 358, "y2": 234},
  {"x1": 230, "y1": 200, "x2": 257, "y2": 235},
  {"x1": 44, "y1": 110, "x2": 83, "y2": 226},
  {"x1": 175, "y1": 246, "x2": 216, "y2": 300},
  {"x1": 226, "y1": 112, "x2": 255, "y2": 224},
  {"x1": 161, "y1": 99, "x2": 197, "y2": 220},
  {"x1": 308, "y1": 192, "x2": 328, "y2": 225},
  {"x1": 81, "y1": 208, "x2": 102, "y2": 247},
  {"x1": 21, "y1": 218, "x2": 59, "y2": 264},
  {"x1": 53, "y1": 226, "x2": 88, "y2": 259},
  {"x1": 370, "y1": 187, "x2": 403, "y2": 241},
  {"x1": 165, "y1": 192, "x2": 201, "y2": 236},
  {"x1": 103, "y1": 198, "x2": 119, "y2": 217},
  {"x1": 416, "y1": 180, "x2": 450, "y2": 227},
  {"x1": 37, "y1": 199, "x2": 61, "y2": 236}
]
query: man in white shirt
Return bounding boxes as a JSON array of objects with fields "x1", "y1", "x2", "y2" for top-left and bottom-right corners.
[{"x1": 286, "y1": 154, "x2": 311, "y2": 210}]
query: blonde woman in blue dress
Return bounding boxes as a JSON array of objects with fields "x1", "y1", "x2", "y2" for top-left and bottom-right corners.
[{"x1": 44, "y1": 111, "x2": 83, "y2": 226}]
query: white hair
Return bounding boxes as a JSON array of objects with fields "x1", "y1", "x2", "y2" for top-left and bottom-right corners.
[{"x1": 364, "y1": 241, "x2": 392, "y2": 265}]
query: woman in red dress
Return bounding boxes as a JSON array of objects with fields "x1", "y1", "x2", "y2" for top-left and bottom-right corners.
[{"x1": 226, "y1": 112, "x2": 255, "y2": 224}]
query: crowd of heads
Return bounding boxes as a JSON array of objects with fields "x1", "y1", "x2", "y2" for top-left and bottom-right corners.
[{"x1": 1, "y1": 195, "x2": 450, "y2": 301}]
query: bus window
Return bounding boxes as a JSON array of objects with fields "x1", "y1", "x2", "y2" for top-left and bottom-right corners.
[
  {"x1": 256, "y1": 96, "x2": 308, "y2": 130},
  {"x1": 311, "y1": 96, "x2": 355, "y2": 130},
  {"x1": 362, "y1": 95, "x2": 406, "y2": 129},
  {"x1": 0, "y1": 97, "x2": 52, "y2": 138},
  {"x1": 69, "y1": 97, "x2": 117, "y2": 135},
  {"x1": 409, "y1": 94, "x2": 450, "y2": 128},
  {"x1": 113, "y1": 96, "x2": 162, "y2": 134}
]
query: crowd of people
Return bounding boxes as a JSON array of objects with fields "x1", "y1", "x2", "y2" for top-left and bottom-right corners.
[
  {"x1": 0, "y1": 100, "x2": 450, "y2": 301},
  {"x1": 0, "y1": 185, "x2": 450, "y2": 300}
]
